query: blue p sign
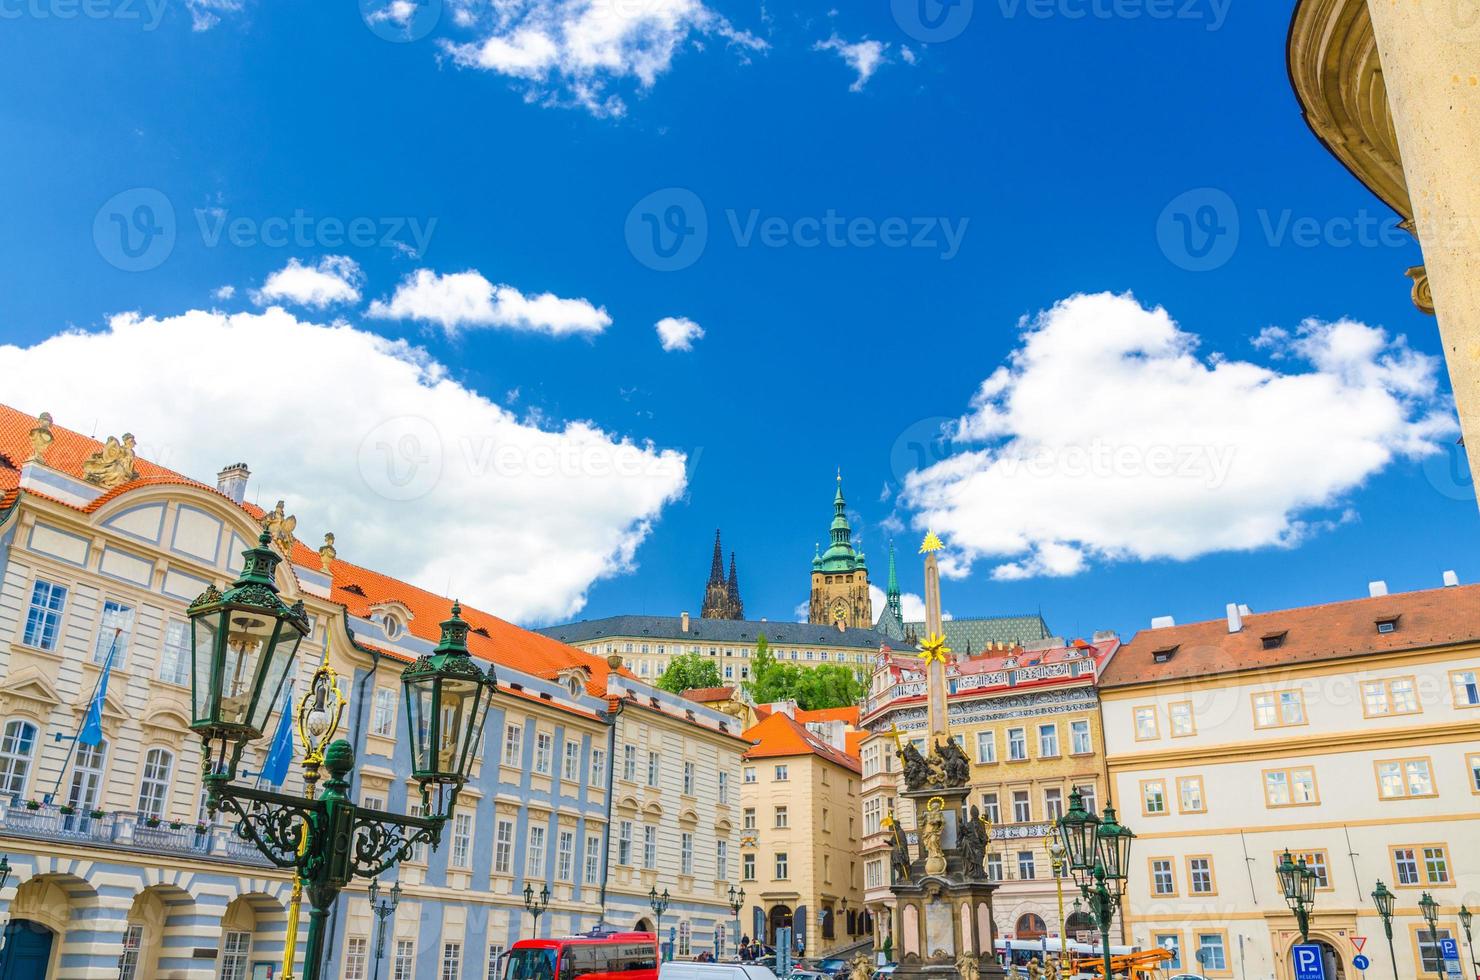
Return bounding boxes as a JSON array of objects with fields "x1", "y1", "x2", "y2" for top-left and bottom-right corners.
[{"x1": 1293, "y1": 944, "x2": 1327, "y2": 980}]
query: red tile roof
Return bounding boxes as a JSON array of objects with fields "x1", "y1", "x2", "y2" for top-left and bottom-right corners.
[
  {"x1": 1101, "y1": 583, "x2": 1480, "y2": 688},
  {"x1": 742, "y1": 712, "x2": 861, "y2": 773},
  {"x1": 0, "y1": 403, "x2": 633, "y2": 702},
  {"x1": 793, "y1": 705, "x2": 860, "y2": 728},
  {"x1": 680, "y1": 686, "x2": 736, "y2": 703}
]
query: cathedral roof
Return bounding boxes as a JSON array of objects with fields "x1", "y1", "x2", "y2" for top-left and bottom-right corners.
[
  {"x1": 539, "y1": 614, "x2": 916, "y2": 651},
  {"x1": 901, "y1": 614, "x2": 1053, "y2": 653}
]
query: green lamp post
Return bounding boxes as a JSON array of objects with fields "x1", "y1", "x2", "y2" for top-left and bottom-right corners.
[
  {"x1": 189, "y1": 535, "x2": 496, "y2": 980},
  {"x1": 1059, "y1": 789, "x2": 1136, "y2": 980},
  {"x1": 1372, "y1": 880, "x2": 1399, "y2": 980},
  {"x1": 650, "y1": 888, "x2": 672, "y2": 960},
  {"x1": 1420, "y1": 892, "x2": 1443, "y2": 980},
  {"x1": 523, "y1": 882, "x2": 551, "y2": 935},
  {"x1": 1278, "y1": 851, "x2": 1317, "y2": 943},
  {"x1": 1459, "y1": 907, "x2": 1474, "y2": 980}
]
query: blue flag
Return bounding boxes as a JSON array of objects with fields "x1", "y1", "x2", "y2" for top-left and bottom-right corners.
[
  {"x1": 78, "y1": 631, "x2": 119, "y2": 746},
  {"x1": 261, "y1": 683, "x2": 296, "y2": 786}
]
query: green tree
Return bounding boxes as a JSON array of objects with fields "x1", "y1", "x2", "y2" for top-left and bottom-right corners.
[
  {"x1": 744, "y1": 632, "x2": 865, "y2": 710},
  {"x1": 655, "y1": 652, "x2": 723, "y2": 695}
]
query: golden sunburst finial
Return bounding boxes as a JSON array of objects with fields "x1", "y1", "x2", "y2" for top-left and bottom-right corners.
[
  {"x1": 919, "y1": 632, "x2": 952, "y2": 666},
  {"x1": 919, "y1": 530, "x2": 943, "y2": 554}
]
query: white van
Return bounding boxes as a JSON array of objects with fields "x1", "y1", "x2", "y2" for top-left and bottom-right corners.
[{"x1": 658, "y1": 964, "x2": 781, "y2": 980}]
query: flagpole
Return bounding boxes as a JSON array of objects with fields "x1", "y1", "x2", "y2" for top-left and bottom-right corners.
[{"x1": 45, "y1": 628, "x2": 120, "y2": 805}]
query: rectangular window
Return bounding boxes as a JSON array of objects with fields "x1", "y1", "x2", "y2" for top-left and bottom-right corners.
[
  {"x1": 119, "y1": 924, "x2": 143, "y2": 980},
  {"x1": 503, "y1": 723, "x2": 523, "y2": 767},
  {"x1": 22, "y1": 579, "x2": 67, "y2": 651},
  {"x1": 743, "y1": 807, "x2": 756, "y2": 831},
  {"x1": 1451, "y1": 670, "x2": 1480, "y2": 707},
  {"x1": 585, "y1": 834, "x2": 602, "y2": 884},
  {"x1": 1280, "y1": 850, "x2": 1331, "y2": 889},
  {"x1": 441, "y1": 942, "x2": 462, "y2": 980},
  {"x1": 864, "y1": 798, "x2": 882, "y2": 836},
  {"x1": 1363, "y1": 677, "x2": 1421, "y2": 717},
  {"x1": 1419, "y1": 930, "x2": 1456, "y2": 974},
  {"x1": 623, "y1": 744, "x2": 637, "y2": 782},
  {"x1": 743, "y1": 853, "x2": 756, "y2": 880},
  {"x1": 1151, "y1": 858, "x2": 1176, "y2": 896},
  {"x1": 1038, "y1": 723, "x2": 1059, "y2": 757},
  {"x1": 590, "y1": 748, "x2": 606, "y2": 786},
  {"x1": 93, "y1": 599, "x2": 133, "y2": 666},
  {"x1": 774, "y1": 764, "x2": 789, "y2": 781},
  {"x1": 775, "y1": 852, "x2": 788, "y2": 879},
  {"x1": 1377, "y1": 758, "x2": 1435, "y2": 799},
  {"x1": 1044, "y1": 787, "x2": 1063, "y2": 821},
  {"x1": 1393, "y1": 847, "x2": 1420, "y2": 885},
  {"x1": 487, "y1": 946, "x2": 506, "y2": 980},
  {"x1": 617, "y1": 821, "x2": 633, "y2": 866},
  {"x1": 1169, "y1": 701, "x2": 1195, "y2": 737},
  {"x1": 1393, "y1": 845, "x2": 1450, "y2": 885},
  {"x1": 1470, "y1": 753, "x2": 1480, "y2": 794},
  {"x1": 1142, "y1": 779, "x2": 1167, "y2": 815},
  {"x1": 1134, "y1": 706, "x2": 1159, "y2": 740},
  {"x1": 557, "y1": 830, "x2": 575, "y2": 881},
  {"x1": 744, "y1": 766, "x2": 757, "y2": 784},
  {"x1": 1187, "y1": 856, "x2": 1215, "y2": 894},
  {"x1": 1070, "y1": 720, "x2": 1092, "y2": 755},
  {"x1": 1018, "y1": 851, "x2": 1036, "y2": 880},
  {"x1": 1078, "y1": 784, "x2": 1097, "y2": 815},
  {"x1": 683, "y1": 761, "x2": 695, "y2": 795},
  {"x1": 977, "y1": 731, "x2": 996, "y2": 764},
  {"x1": 1253, "y1": 690, "x2": 1306, "y2": 728},
  {"x1": 647, "y1": 751, "x2": 660, "y2": 787},
  {"x1": 1008, "y1": 728, "x2": 1027, "y2": 760},
  {"x1": 563, "y1": 740, "x2": 580, "y2": 781},
  {"x1": 1153, "y1": 934, "x2": 1182, "y2": 970},
  {"x1": 535, "y1": 732, "x2": 553, "y2": 774},
  {"x1": 775, "y1": 805, "x2": 789, "y2": 829},
  {"x1": 452, "y1": 812, "x2": 472, "y2": 868},
  {"x1": 643, "y1": 825, "x2": 657, "y2": 869},
  {"x1": 494, "y1": 819, "x2": 514, "y2": 874},
  {"x1": 718, "y1": 771, "x2": 729, "y2": 804},
  {"x1": 408, "y1": 803, "x2": 428, "y2": 863},
  {"x1": 220, "y1": 931, "x2": 252, "y2": 980},
  {"x1": 1012, "y1": 790, "x2": 1030, "y2": 823},
  {"x1": 1264, "y1": 767, "x2": 1318, "y2": 807},
  {"x1": 527, "y1": 824, "x2": 547, "y2": 874},
  {"x1": 393, "y1": 940, "x2": 415, "y2": 980},
  {"x1": 1178, "y1": 776, "x2": 1206, "y2": 814},
  {"x1": 159, "y1": 620, "x2": 191, "y2": 686},
  {"x1": 716, "y1": 840, "x2": 728, "y2": 879},
  {"x1": 344, "y1": 937, "x2": 368, "y2": 980},
  {"x1": 1195, "y1": 934, "x2": 1227, "y2": 973},
  {"x1": 371, "y1": 688, "x2": 397, "y2": 737},
  {"x1": 982, "y1": 793, "x2": 1000, "y2": 824},
  {"x1": 681, "y1": 832, "x2": 694, "y2": 875}
]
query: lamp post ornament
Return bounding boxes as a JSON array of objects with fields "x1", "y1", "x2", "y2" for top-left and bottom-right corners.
[
  {"x1": 1058, "y1": 789, "x2": 1136, "y2": 980},
  {"x1": 650, "y1": 888, "x2": 671, "y2": 960},
  {"x1": 1277, "y1": 850, "x2": 1317, "y2": 944},
  {"x1": 1420, "y1": 892, "x2": 1443, "y2": 980},
  {"x1": 1372, "y1": 881, "x2": 1400, "y2": 980},
  {"x1": 523, "y1": 882, "x2": 551, "y2": 934},
  {"x1": 1459, "y1": 906, "x2": 1474, "y2": 980},
  {"x1": 367, "y1": 877, "x2": 401, "y2": 980},
  {"x1": 187, "y1": 535, "x2": 496, "y2": 980},
  {"x1": 1048, "y1": 828, "x2": 1070, "y2": 975},
  {"x1": 729, "y1": 885, "x2": 745, "y2": 960}
]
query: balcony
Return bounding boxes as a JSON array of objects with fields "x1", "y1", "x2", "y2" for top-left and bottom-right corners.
[{"x1": 0, "y1": 801, "x2": 273, "y2": 868}]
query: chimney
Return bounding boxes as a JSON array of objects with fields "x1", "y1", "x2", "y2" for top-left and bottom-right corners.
[
  {"x1": 216, "y1": 463, "x2": 250, "y2": 504},
  {"x1": 1150, "y1": 615, "x2": 1176, "y2": 629},
  {"x1": 1225, "y1": 603, "x2": 1243, "y2": 634},
  {"x1": 680, "y1": 611, "x2": 690, "y2": 633},
  {"x1": 1443, "y1": 570, "x2": 1460, "y2": 587},
  {"x1": 1368, "y1": 580, "x2": 1388, "y2": 598}
]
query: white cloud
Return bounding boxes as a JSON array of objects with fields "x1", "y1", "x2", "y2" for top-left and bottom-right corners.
[
  {"x1": 814, "y1": 34, "x2": 888, "y2": 92},
  {"x1": 0, "y1": 308, "x2": 687, "y2": 623},
  {"x1": 441, "y1": 0, "x2": 766, "y2": 116},
  {"x1": 368, "y1": 268, "x2": 611, "y2": 337},
  {"x1": 901, "y1": 292, "x2": 1454, "y2": 581},
  {"x1": 867, "y1": 584, "x2": 944, "y2": 624},
  {"x1": 655, "y1": 316, "x2": 704, "y2": 352},
  {"x1": 187, "y1": 0, "x2": 242, "y2": 30},
  {"x1": 252, "y1": 257, "x2": 363, "y2": 309},
  {"x1": 366, "y1": 0, "x2": 417, "y2": 27},
  {"x1": 212, "y1": 285, "x2": 236, "y2": 301}
]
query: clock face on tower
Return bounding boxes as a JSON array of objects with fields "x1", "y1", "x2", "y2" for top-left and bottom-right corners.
[{"x1": 832, "y1": 597, "x2": 850, "y2": 624}]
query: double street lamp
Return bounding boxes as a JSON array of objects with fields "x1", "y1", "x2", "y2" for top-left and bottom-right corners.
[
  {"x1": 1372, "y1": 881, "x2": 1400, "y2": 980},
  {"x1": 650, "y1": 888, "x2": 672, "y2": 960},
  {"x1": 187, "y1": 535, "x2": 497, "y2": 980},
  {"x1": 1277, "y1": 851, "x2": 1318, "y2": 943},
  {"x1": 366, "y1": 878, "x2": 401, "y2": 980},
  {"x1": 1058, "y1": 789, "x2": 1136, "y2": 980},
  {"x1": 523, "y1": 882, "x2": 551, "y2": 935},
  {"x1": 728, "y1": 885, "x2": 745, "y2": 960}
]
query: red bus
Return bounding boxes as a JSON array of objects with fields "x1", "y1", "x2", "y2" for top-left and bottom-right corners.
[{"x1": 500, "y1": 929, "x2": 659, "y2": 980}]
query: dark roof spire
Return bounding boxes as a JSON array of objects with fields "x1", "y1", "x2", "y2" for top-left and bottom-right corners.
[
  {"x1": 727, "y1": 552, "x2": 744, "y2": 618},
  {"x1": 708, "y1": 529, "x2": 725, "y2": 585}
]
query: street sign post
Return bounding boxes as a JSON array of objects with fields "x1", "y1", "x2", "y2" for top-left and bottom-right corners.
[
  {"x1": 1353, "y1": 938, "x2": 1368, "y2": 953},
  {"x1": 1294, "y1": 944, "x2": 1328, "y2": 980},
  {"x1": 1353, "y1": 954, "x2": 1371, "y2": 972},
  {"x1": 777, "y1": 927, "x2": 793, "y2": 976},
  {"x1": 1441, "y1": 938, "x2": 1462, "y2": 980}
]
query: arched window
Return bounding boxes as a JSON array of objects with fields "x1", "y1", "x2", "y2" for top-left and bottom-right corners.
[
  {"x1": 137, "y1": 748, "x2": 174, "y2": 819},
  {"x1": 0, "y1": 720, "x2": 37, "y2": 800},
  {"x1": 1015, "y1": 914, "x2": 1047, "y2": 939}
]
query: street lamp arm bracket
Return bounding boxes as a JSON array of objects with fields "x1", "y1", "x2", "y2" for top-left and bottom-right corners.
[
  {"x1": 211, "y1": 786, "x2": 319, "y2": 869},
  {"x1": 350, "y1": 812, "x2": 444, "y2": 879}
]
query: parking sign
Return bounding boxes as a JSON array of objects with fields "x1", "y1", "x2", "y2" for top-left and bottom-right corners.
[
  {"x1": 1294, "y1": 944, "x2": 1327, "y2": 980},
  {"x1": 1441, "y1": 938, "x2": 1462, "y2": 980}
]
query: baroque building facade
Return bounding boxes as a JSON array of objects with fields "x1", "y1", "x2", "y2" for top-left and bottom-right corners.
[
  {"x1": 0, "y1": 404, "x2": 745, "y2": 979},
  {"x1": 1099, "y1": 580, "x2": 1480, "y2": 980},
  {"x1": 857, "y1": 634, "x2": 1119, "y2": 956}
]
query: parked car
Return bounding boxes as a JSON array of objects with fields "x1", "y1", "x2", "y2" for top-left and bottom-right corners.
[
  {"x1": 814, "y1": 958, "x2": 849, "y2": 977},
  {"x1": 659, "y1": 964, "x2": 781, "y2": 980},
  {"x1": 786, "y1": 971, "x2": 831, "y2": 980}
]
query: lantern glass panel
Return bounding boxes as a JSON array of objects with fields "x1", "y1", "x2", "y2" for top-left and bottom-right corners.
[
  {"x1": 438, "y1": 676, "x2": 483, "y2": 778},
  {"x1": 405, "y1": 675, "x2": 436, "y2": 777},
  {"x1": 1373, "y1": 886, "x2": 1394, "y2": 919},
  {"x1": 1277, "y1": 854, "x2": 1299, "y2": 902},
  {"x1": 190, "y1": 612, "x2": 220, "y2": 724},
  {"x1": 246, "y1": 618, "x2": 302, "y2": 736},
  {"x1": 218, "y1": 610, "x2": 277, "y2": 728},
  {"x1": 1298, "y1": 863, "x2": 1317, "y2": 905}
]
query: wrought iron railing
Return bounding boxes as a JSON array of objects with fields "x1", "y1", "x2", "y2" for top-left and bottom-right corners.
[{"x1": 0, "y1": 801, "x2": 270, "y2": 867}]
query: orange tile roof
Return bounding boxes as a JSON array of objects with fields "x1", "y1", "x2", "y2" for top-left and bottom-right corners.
[
  {"x1": 742, "y1": 712, "x2": 861, "y2": 773},
  {"x1": 844, "y1": 730, "x2": 866, "y2": 758},
  {"x1": 1101, "y1": 583, "x2": 1480, "y2": 688},
  {"x1": 680, "y1": 686, "x2": 736, "y2": 703},
  {"x1": 0, "y1": 403, "x2": 633, "y2": 702},
  {"x1": 793, "y1": 705, "x2": 860, "y2": 728}
]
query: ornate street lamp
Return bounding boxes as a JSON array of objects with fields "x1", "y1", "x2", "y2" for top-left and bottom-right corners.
[
  {"x1": 189, "y1": 543, "x2": 496, "y2": 980},
  {"x1": 1278, "y1": 851, "x2": 1316, "y2": 943},
  {"x1": 367, "y1": 878, "x2": 401, "y2": 980},
  {"x1": 1372, "y1": 881, "x2": 1399, "y2": 980},
  {"x1": 650, "y1": 888, "x2": 672, "y2": 961},
  {"x1": 1058, "y1": 794, "x2": 1135, "y2": 980},
  {"x1": 1421, "y1": 892, "x2": 1443, "y2": 980},
  {"x1": 1048, "y1": 829, "x2": 1070, "y2": 975},
  {"x1": 523, "y1": 882, "x2": 550, "y2": 935},
  {"x1": 729, "y1": 885, "x2": 745, "y2": 960},
  {"x1": 1459, "y1": 906, "x2": 1475, "y2": 980}
]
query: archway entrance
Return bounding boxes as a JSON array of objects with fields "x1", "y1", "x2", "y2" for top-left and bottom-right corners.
[
  {"x1": 1287, "y1": 938, "x2": 1346, "y2": 980},
  {"x1": 769, "y1": 905, "x2": 794, "y2": 946},
  {"x1": 634, "y1": 917, "x2": 655, "y2": 934},
  {"x1": 1065, "y1": 912, "x2": 1096, "y2": 941},
  {"x1": 1016, "y1": 914, "x2": 1047, "y2": 940},
  {"x1": 0, "y1": 920, "x2": 56, "y2": 980}
]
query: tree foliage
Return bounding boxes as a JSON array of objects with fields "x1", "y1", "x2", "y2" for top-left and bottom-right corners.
[
  {"x1": 745, "y1": 632, "x2": 865, "y2": 710},
  {"x1": 655, "y1": 651, "x2": 723, "y2": 695}
]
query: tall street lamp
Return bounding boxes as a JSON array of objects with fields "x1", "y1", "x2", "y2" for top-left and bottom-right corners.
[
  {"x1": 1372, "y1": 881, "x2": 1399, "y2": 980},
  {"x1": 1048, "y1": 829, "x2": 1070, "y2": 976},
  {"x1": 1459, "y1": 906, "x2": 1474, "y2": 980},
  {"x1": 650, "y1": 888, "x2": 671, "y2": 961},
  {"x1": 1277, "y1": 851, "x2": 1318, "y2": 943},
  {"x1": 1059, "y1": 789, "x2": 1136, "y2": 980},
  {"x1": 1420, "y1": 892, "x2": 1443, "y2": 980},
  {"x1": 188, "y1": 537, "x2": 496, "y2": 980},
  {"x1": 728, "y1": 886, "x2": 745, "y2": 960},
  {"x1": 523, "y1": 882, "x2": 550, "y2": 935},
  {"x1": 367, "y1": 878, "x2": 401, "y2": 980}
]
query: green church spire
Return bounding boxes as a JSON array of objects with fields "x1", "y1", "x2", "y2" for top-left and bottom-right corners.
[
  {"x1": 817, "y1": 470, "x2": 867, "y2": 573},
  {"x1": 886, "y1": 540, "x2": 902, "y2": 621}
]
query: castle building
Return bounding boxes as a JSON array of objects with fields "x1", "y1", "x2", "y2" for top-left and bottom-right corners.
[
  {"x1": 700, "y1": 531, "x2": 744, "y2": 621},
  {"x1": 0, "y1": 404, "x2": 745, "y2": 978},
  {"x1": 809, "y1": 476, "x2": 873, "y2": 629}
]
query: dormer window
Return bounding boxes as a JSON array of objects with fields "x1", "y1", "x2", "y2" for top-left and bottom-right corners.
[
  {"x1": 380, "y1": 613, "x2": 403, "y2": 640},
  {"x1": 1376, "y1": 616, "x2": 1399, "y2": 634},
  {"x1": 1152, "y1": 645, "x2": 1179, "y2": 664},
  {"x1": 1260, "y1": 632, "x2": 1287, "y2": 650}
]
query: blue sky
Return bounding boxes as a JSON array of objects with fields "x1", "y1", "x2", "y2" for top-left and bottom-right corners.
[{"x1": 1, "y1": 0, "x2": 1474, "y2": 639}]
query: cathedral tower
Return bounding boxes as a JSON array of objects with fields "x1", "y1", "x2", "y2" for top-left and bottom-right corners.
[
  {"x1": 701, "y1": 530, "x2": 744, "y2": 620},
  {"x1": 807, "y1": 473, "x2": 874, "y2": 628}
]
